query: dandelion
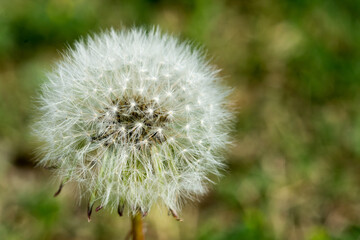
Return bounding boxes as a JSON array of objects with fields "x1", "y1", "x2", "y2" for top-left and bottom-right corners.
[{"x1": 33, "y1": 27, "x2": 232, "y2": 238}]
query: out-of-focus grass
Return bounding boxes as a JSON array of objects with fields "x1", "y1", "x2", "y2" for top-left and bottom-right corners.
[{"x1": 1, "y1": 0, "x2": 360, "y2": 239}]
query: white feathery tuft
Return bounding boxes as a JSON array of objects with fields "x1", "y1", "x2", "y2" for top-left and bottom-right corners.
[{"x1": 33, "y1": 27, "x2": 232, "y2": 217}]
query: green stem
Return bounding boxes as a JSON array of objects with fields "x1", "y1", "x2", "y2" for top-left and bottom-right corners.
[{"x1": 132, "y1": 211, "x2": 145, "y2": 240}]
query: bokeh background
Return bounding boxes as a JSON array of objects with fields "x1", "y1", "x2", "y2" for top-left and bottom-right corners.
[{"x1": 1, "y1": 0, "x2": 360, "y2": 239}]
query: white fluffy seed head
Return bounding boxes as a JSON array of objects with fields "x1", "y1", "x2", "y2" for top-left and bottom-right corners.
[{"x1": 33, "y1": 27, "x2": 232, "y2": 216}]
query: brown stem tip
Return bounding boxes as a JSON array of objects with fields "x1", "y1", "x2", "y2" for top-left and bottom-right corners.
[
  {"x1": 117, "y1": 204, "x2": 124, "y2": 217},
  {"x1": 95, "y1": 205, "x2": 103, "y2": 212},
  {"x1": 169, "y1": 208, "x2": 183, "y2": 222},
  {"x1": 87, "y1": 202, "x2": 94, "y2": 222},
  {"x1": 53, "y1": 182, "x2": 64, "y2": 197}
]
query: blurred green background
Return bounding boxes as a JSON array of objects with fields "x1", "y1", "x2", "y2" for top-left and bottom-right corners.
[{"x1": 1, "y1": 0, "x2": 360, "y2": 239}]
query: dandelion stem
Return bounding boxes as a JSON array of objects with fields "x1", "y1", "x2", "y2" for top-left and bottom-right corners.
[{"x1": 131, "y1": 211, "x2": 145, "y2": 240}]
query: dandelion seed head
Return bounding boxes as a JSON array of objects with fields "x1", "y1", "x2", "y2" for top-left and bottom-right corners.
[{"x1": 33, "y1": 27, "x2": 232, "y2": 216}]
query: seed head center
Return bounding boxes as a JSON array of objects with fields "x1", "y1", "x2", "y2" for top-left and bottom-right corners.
[{"x1": 91, "y1": 96, "x2": 170, "y2": 147}]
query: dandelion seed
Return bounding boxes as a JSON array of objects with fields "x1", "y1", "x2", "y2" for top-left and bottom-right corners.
[{"x1": 153, "y1": 96, "x2": 159, "y2": 103}]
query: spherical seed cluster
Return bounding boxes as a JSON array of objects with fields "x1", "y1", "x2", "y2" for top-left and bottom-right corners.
[{"x1": 34, "y1": 28, "x2": 232, "y2": 217}]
